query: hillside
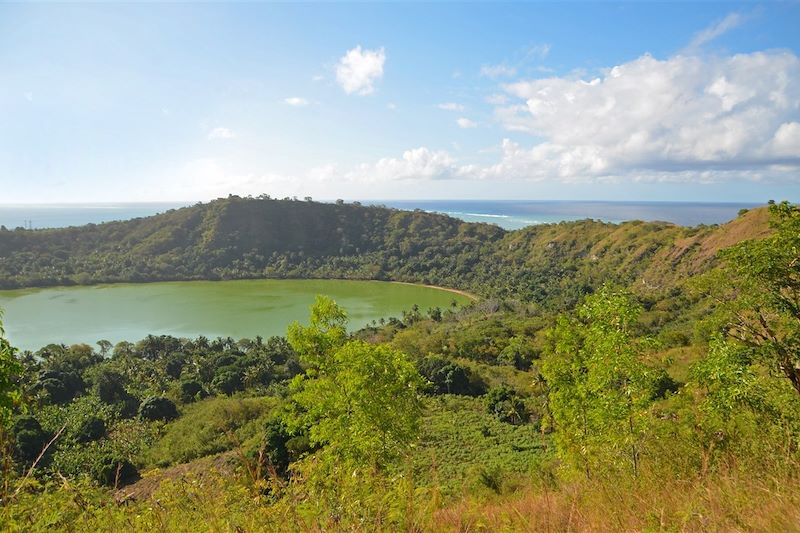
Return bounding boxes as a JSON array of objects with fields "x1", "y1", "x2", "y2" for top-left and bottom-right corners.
[
  {"x1": 0, "y1": 197, "x2": 771, "y2": 307},
  {"x1": 3, "y1": 200, "x2": 798, "y2": 533}
]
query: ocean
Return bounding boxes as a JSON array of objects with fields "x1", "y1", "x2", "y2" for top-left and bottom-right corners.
[
  {"x1": 374, "y1": 200, "x2": 759, "y2": 229},
  {"x1": 0, "y1": 200, "x2": 760, "y2": 231}
]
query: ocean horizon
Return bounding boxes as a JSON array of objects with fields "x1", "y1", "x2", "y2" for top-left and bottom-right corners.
[{"x1": 0, "y1": 199, "x2": 762, "y2": 231}]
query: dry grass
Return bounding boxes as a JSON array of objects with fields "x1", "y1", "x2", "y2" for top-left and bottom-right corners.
[{"x1": 432, "y1": 470, "x2": 800, "y2": 532}]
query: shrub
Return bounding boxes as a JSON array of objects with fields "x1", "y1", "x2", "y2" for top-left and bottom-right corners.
[
  {"x1": 75, "y1": 416, "x2": 106, "y2": 443},
  {"x1": 212, "y1": 368, "x2": 242, "y2": 396},
  {"x1": 13, "y1": 415, "x2": 50, "y2": 463},
  {"x1": 146, "y1": 397, "x2": 277, "y2": 467},
  {"x1": 485, "y1": 385, "x2": 527, "y2": 424},
  {"x1": 139, "y1": 396, "x2": 178, "y2": 422},
  {"x1": 180, "y1": 379, "x2": 206, "y2": 403},
  {"x1": 94, "y1": 453, "x2": 138, "y2": 486},
  {"x1": 417, "y1": 356, "x2": 484, "y2": 396},
  {"x1": 36, "y1": 370, "x2": 84, "y2": 404}
]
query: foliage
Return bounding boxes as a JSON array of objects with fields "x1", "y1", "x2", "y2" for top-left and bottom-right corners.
[
  {"x1": 286, "y1": 297, "x2": 425, "y2": 468},
  {"x1": 0, "y1": 197, "x2": 769, "y2": 309},
  {"x1": 4, "y1": 202, "x2": 800, "y2": 531},
  {"x1": 146, "y1": 396, "x2": 277, "y2": 467},
  {"x1": 416, "y1": 355, "x2": 485, "y2": 396},
  {"x1": 11, "y1": 415, "x2": 49, "y2": 463},
  {"x1": 485, "y1": 385, "x2": 528, "y2": 424},
  {"x1": 542, "y1": 285, "x2": 660, "y2": 478},
  {"x1": 0, "y1": 310, "x2": 21, "y2": 429},
  {"x1": 704, "y1": 200, "x2": 800, "y2": 394},
  {"x1": 413, "y1": 395, "x2": 548, "y2": 496},
  {"x1": 138, "y1": 396, "x2": 178, "y2": 422}
]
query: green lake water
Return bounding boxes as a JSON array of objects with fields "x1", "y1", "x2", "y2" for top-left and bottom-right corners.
[{"x1": 0, "y1": 279, "x2": 471, "y2": 351}]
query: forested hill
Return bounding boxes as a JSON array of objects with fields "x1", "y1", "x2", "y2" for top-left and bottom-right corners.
[{"x1": 0, "y1": 196, "x2": 771, "y2": 305}]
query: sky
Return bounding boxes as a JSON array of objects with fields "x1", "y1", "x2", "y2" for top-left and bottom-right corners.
[{"x1": 1, "y1": 2, "x2": 799, "y2": 203}]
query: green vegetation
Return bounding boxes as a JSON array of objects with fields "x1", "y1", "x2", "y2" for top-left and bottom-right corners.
[
  {"x1": 286, "y1": 296, "x2": 424, "y2": 468},
  {"x1": 1, "y1": 200, "x2": 799, "y2": 531},
  {"x1": 0, "y1": 195, "x2": 770, "y2": 307}
]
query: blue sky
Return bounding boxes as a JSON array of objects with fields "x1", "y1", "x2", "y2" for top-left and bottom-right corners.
[{"x1": 1, "y1": 2, "x2": 799, "y2": 203}]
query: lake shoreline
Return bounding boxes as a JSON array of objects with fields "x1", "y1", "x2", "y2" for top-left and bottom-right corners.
[
  {"x1": 388, "y1": 281, "x2": 478, "y2": 301},
  {"x1": 0, "y1": 276, "x2": 478, "y2": 299},
  {"x1": 0, "y1": 278, "x2": 473, "y2": 351}
]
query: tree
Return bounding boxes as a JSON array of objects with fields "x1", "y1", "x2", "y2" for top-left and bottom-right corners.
[
  {"x1": 705, "y1": 201, "x2": 800, "y2": 395},
  {"x1": 179, "y1": 379, "x2": 205, "y2": 403},
  {"x1": 0, "y1": 311, "x2": 21, "y2": 429},
  {"x1": 485, "y1": 385, "x2": 528, "y2": 424},
  {"x1": 96, "y1": 369, "x2": 128, "y2": 404},
  {"x1": 286, "y1": 295, "x2": 347, "y2": 369},
  {"x1": 416, "y1": 356, "x2": 483, "y2": 396},
  {"x1": 138, "y1": 396, "x2": 178, "y2": 421},
  {"x1": 96, "y1": 340, "x2": 113, "y2": 358},
  {"x1": 542, "y1": 285, "x2": 658, "y2": 478},
  {"x1": 286, "y1": 296, "x2": 424, "y2": 468}
]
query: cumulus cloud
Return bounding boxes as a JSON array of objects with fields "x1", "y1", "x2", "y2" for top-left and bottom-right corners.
[
  {"x1": 489, "y1": 50, "x2": 800, "y2": 181},
  {"x1": 310, "y1": 48, "x2": 799, "y2": 186},
  {"x1": 456, "y1": 117, "x2": 478, "y2": 129},
  {"x1": 438, "y1": 102, "x2": 465, "y2": 111},
  {"x1": 314, "y1": 147, "x2": 459, "y2": 184},
  {"x1": 336, "y1": 46, "x2": 386, "y2": 95},
  {"x1": 207, "y1": 127, "x2": 235, "y2": 140},
  {"x1": 284, "y1": 97, "x2": 309, "y2": 107}
]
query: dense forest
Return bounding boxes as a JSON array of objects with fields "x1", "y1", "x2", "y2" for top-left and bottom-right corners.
[{"x1": 1, "y1": 199, "x2": 799, "y2": 531}]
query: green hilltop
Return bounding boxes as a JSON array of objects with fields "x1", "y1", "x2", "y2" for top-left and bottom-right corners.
[{"x1": 0, "y1": 196, "x2": 771, "y2": 306}]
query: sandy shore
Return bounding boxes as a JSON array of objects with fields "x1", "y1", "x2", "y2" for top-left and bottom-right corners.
[{"x1": 389, "y1": 281, "x2": 479, "y2": 301}]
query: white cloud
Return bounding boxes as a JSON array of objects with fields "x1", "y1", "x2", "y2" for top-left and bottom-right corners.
[
  {"x1": 772, "y1": 122, "x2": 800, "y2": 156},
  {"x1": 307, "y1": 149, "x2": 452, "y2": 184},
  {"x1": 335, "y1": 46, "x2": 386, "y2": 95},
  {"x1": 324, "y1": 147, "x2": 459, "y2": 183},
  {"x1": 456, "y1": 117, "x2": 478, "y2": 129},
  {"x1": 490, "y1": 50, "x2": 800, "y2": 180},
  {"x1": 480, "y1": 64, "x2": 517, "y2": 78},
  {"x1": 387, "y1": 102, "x2": 398, "y2": 110},
  {"x1": 312, "y1": 49, "x2": 800, "y2": 186},
  {"x1": 207, "y1": 127, "x2": 236, "y2": 140},
  {"x1": 23, "y1": 92, "x2": 33, "y2": 102},
  {"x1": 312, "y1": 75, "x2": 324, "y2": 82},
  {"x1": 685, "y1": 12, "x2": 744, "y2": 52},
  {"x1": 438, "y1": 102, "x2": 465, "y2": 112},
  {"x1": 284, "y1": 97, "x2": 309, "y2": 107}
]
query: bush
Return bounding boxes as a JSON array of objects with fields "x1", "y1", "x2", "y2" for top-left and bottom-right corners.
[
  {"x1": 36, "y1": 370, "x2": 84, "y2": 404},
  {"x1": 212, "y1": 368, "x2": 242, "y2": 396},
  {"x1": 146, "y1": 397, "x2": 277, "y2": 467},
  {"x1": 94, "y1": 454, "x2": 138, "y2": 486},
  {"x1": 485, "y1": 385, "x2": 528, "y2": 424},
  {"x1": 180, "y1": 380, "x2": 206, "y2": 403},
  {"x1": 75, "y1": 416, "x2": 106, "y2": 443},
  {"x1": 13, "y1": 415, "x2": 50, "y2": 463},
  {"x1": 417, "y1": 356, "x2": 484, "y2": 396},
  {"x1": 139, "y1": 397, "x2": 178, "y2": 422}
]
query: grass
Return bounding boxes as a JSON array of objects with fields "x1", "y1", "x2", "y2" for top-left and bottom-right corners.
[
  {"x1": 414, "y1": 395, "x2": 550, "y2": 497},
  {"x1": 144, "y1": 396, "x2": 278, "y2": 468},
  {"x1": 433, "y1": 469, "x2": 800, "y2": 532}
]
